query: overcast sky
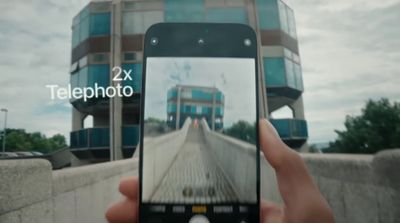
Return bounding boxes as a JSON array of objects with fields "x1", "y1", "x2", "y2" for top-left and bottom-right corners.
[{"x1": 0, "y1": 0, "x2": 399, "y2": 144}]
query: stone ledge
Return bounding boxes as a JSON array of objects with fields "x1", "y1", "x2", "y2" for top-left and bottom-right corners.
[
  {"x1": 301, "y1": 153, "x2": 373, "y2": 184},
  {"x1": 0, "y1": 159, "x2": 52, "y2": 215},
  {"x1": 52, "y1": 158, "x2": 138, "y2": 195},
  {"x1": 372, "y1": 149, "x2": 400, "y2": 189}
]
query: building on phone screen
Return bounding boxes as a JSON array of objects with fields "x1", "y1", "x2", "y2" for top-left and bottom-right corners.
[
  {"x1": 69, "y1": 0, "x2": 308, "y2": 164},
  {"x1": 167, "y1": 85, "x2": 224, "y2": 130}
]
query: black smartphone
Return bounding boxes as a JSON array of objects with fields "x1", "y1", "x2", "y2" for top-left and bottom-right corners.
[{"x1": 139, "y1": 23, "x2": 260, "y2": 223}]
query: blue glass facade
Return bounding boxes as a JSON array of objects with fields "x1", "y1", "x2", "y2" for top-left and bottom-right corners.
[
  {"x1": 257, "y1": 0, "x2": 280, "y2": 29},
  {"x1": 263, "y1": 55, "x2": 303, "y2": 91},
  {"x1": 270, "y1": 119, "x2": 308, "y2": 139},
  {"x1": 72, "y1": 5, "x2": 111, "y2": 48},
  {"x1": 256, "y1": 0, "x2": 297, "y2": 38},
  {"x1": 121, "y1": 63, "x2": 143, "y2": 92},
  {"x1": 167, "y1": 86, "x2": 224, "y2": 129},
  {"x1": 70, "y1": 126, "x2": 139, "y2": 148},
  {"x1": 70, "y1": 0, "x2": 307, "y2": 154},
  {"x1": 70, "y1": 64, "x2": 110, "y2": 102}
]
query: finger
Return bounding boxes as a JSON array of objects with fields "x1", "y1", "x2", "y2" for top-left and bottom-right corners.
[
  {"x1": 259, "y1": 119, "x2": 327, "y2": 211},
  {"x1": 106, "y1": 199, "x2": 138, "y2": 223},
  {"x1": 261, "y1": 201, "x2": 284, "y2": 223},
  {"x1": 258, "y1": 119, "x2": 292, "y2": 170},
  {"x1": 119, "y1": 176, "x2": 139, "y2": 200}
]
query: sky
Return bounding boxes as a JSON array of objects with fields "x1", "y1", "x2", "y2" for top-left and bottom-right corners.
[
  {"x1": 0, "y1": 0, "x2": 399, "y2": 144},
  {"x1": 145, "y1": 57, "x2": 256, "y2": 128}
]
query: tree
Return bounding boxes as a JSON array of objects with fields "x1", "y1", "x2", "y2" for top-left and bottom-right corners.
[
  {"x1": 327, "y1": 98, "x2": 400, "y2": 154},
  {"x1": 0, "y1": 129, "x2": 67, "y2": 154},
  {"x1": 223, "y1": 120, "x2": 256, "y2": 145}
]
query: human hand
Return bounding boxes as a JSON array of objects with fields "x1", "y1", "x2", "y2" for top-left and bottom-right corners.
[
  {"x1": 106, "y1": 119, "x2": 334, "y2": 223},
  {"x1": 259, "y1": 119, "x2": 334, "y2": 223},
  {"x1": 106, "y1": 176, "x2": 139, "y2": 223}
]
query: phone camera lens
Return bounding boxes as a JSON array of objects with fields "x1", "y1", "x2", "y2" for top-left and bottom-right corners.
[
  {"x1": 150, "y1": 37, "x2": 158, "y2": 45},
  {"x1": 244, "y1": 38, "x2": 252, "y2": 46},
  {"x1": 198, "y1": 38, "x2": 205, "y2": 45}
]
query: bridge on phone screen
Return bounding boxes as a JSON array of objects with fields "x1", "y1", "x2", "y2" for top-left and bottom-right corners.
[
  {"x1": 142, "y1": 118, "x2": 258, "y2": 204},
  {"x1": 150, "y1": 122, "x2": 238, "y2": 203}
]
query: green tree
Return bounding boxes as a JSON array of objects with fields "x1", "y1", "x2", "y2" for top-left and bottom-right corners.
[
  {"x1": 327, "y1": 98, "x2": 400, "y2": 154},
  {"x1": 223, "y1": 120, "x2": 256, "y2": 145},
  {"x1": 49, "y1": 134, "x2": 67, "y2": 149},
  {"x1": 0, "y1": 129, "x2": 67, "y2": 154}
]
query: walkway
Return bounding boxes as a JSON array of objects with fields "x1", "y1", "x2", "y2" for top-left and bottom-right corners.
[{"x1": 150, "y1": 124, "x2": 238, "y2": 203}]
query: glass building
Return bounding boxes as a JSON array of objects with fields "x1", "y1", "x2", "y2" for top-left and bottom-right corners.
[
  {"x1": 69, "y1": 0, "x2": 308, "y2": 163},
  {"x1": 167, "y1": 85, "x2": 225, "y2": 130}
]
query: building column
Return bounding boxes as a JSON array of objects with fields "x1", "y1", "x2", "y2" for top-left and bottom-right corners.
[
  {"x1": 290, "y1": 96, "x2": 305, "y2": 119},
  {"x1": 211, "y1": 88, "x2": 216, "y2": 131},
  {"x1": 110, "y1": 0, "x2": 123, "y2": 161},
  {"x1": 247, "y1": 0, "x2": 269, "y2": 119},
  {"x1": 72, "y1": 107, "x2": 84, "y2": 131},
  {"x1": 176, "y1": 86, "x2": 181, "y2": 130}
]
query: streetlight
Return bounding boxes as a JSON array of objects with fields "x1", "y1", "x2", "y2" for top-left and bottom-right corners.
[{"x1": 1, "y1": 108, "x2": 8, "y2": 153}]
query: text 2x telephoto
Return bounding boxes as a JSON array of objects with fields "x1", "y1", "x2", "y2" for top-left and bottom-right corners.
[{"x1": 46, "y1": 66, "x2": 136, "y2": 101}]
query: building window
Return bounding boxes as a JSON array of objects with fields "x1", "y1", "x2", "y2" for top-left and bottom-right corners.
[
  {"x1": 90, "y1": 13, "x2": 111, "y2": 36},
  {"x1": 79, "y1": 56, "x2": 88, "y2": 67},
  {"x1": 90, "y1": 2, "x2": 111, "y2": 12},
  {"x1": 121, "y1": 63, "x2": 143, "y2": 92},
  {"x1": 70, "y1": 62, "x2": 79, "y2": 74},
  {"x1": 286, "y1": 7, "x2": 297, "y2": 38},
  {"x1": 257, "y1": 0, "x2": 280, "y2": 30},
  {"x1": 71, "y1": 5, "x2": 111, "y2": 49},
  {"x1": 79, "y1": 15, "x2": 90, "y2": 43},
  {"x1": 123, "y1": 51, "x2": 143, "y2": 62},
  {"x1": 78, "y1": 66, "x2": 89, "y2": 89},
  {"x1": 205, "y1": 0, "x2": 245, "y2": 7},
  {"x1": 124, "y1": 1, "x2": 164, "y2": 11},
  {"x1": 122, "y1": 11, "x2": 164, "y2": 34},
  {"x1": 285, "y1": 58, "x2": 295, "y2": 88},
  {"x1": 181, "y1": 89, "x2": 192, "y2": 99},
  {"x1": 196, "y1": 105, "x2": 202, "y2": 114},
  {"x1": 264, "y1": 57, "x2": 286, "y2": 87},
  {"x1": 293, "y1": 63, "x2": 303, "y2": 91},
  {"x1": 206, "y1": 7, "x2": 247, "y2": 24},
  {"x1": 165, "y1": 0, "x2": 205, "y2": 22},
  {"x1": 91, "y1": 53, "x2": 109, "y2": 64},
  {"x1": 124, "y1": 52, "x2": 136, "y2": 61},
  {"x1": 88, "y1": 64, "x2": 110, "y2": 88},
  {"x1": 278, "y1": 0, "x2": 289, "y2": 34}
]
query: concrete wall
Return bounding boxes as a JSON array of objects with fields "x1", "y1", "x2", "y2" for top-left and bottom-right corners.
[
  {"x1": 142, "y1": 118, "x2": 191, "y2": 201},
  {"x1": 302, "y1": 149, "x2": 400, "y2": 223},
  {"x1": 1, "y1": 144, "x2": 399, "y2": 223},
  {"x1": 0, "y1": 158, "x2": 137, "y2": 223}
]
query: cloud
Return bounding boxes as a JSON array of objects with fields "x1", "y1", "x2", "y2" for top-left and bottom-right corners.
[
  {"x1": 285, "y1": 0, "x2": 400, "y2": 143},
  {"x1": 0, "y1": 1, "x2": 90, "y2": 142}
]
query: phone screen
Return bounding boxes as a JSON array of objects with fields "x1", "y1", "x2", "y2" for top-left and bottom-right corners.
[{"x1": 141, "y1": 56, "x2": 258, "y2": 222}]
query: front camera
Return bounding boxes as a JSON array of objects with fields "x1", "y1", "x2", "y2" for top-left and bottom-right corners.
[
  {"x1": 198, "y1": 38, "x2": 205, "y2": 45},
  {"x1": 150, "y1": 37, "x2": 158, "y2": 45},
  {"x1": 244, "y1": 38, "x2": 252, "y2": 47}
]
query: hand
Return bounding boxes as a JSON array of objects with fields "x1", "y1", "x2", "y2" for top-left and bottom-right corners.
[
  {"x1": 106, "y1": 177, "x2": 139, "y2": 223},
  {"x1": 258, "y1": 119, "x2": 334, "y2": 223},
  {"x1": 106, "y1": 119, "x2": 334, "y2": 223}
]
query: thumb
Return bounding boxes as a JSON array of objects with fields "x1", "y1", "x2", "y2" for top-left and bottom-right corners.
[{"x1": 261, "y1": 202, "x2": 284, "y2": 223}]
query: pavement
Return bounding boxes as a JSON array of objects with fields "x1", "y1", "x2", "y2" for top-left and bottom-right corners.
[{"x1": 150, "y1": 124, "x2": 238, "y2": 203}]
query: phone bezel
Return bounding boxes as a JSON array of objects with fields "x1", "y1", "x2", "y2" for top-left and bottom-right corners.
[{"x1": 139, "y1": 22, "x2": 261, "y2": 223}]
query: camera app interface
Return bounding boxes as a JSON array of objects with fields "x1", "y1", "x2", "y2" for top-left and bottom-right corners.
[{"x1": 142, "y1": 57, "x2": 258, "y2": 220}]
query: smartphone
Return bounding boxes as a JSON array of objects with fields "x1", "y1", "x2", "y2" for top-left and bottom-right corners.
[{"x1": 139, "y1": 23, "x2": 260, "y2": 223}]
